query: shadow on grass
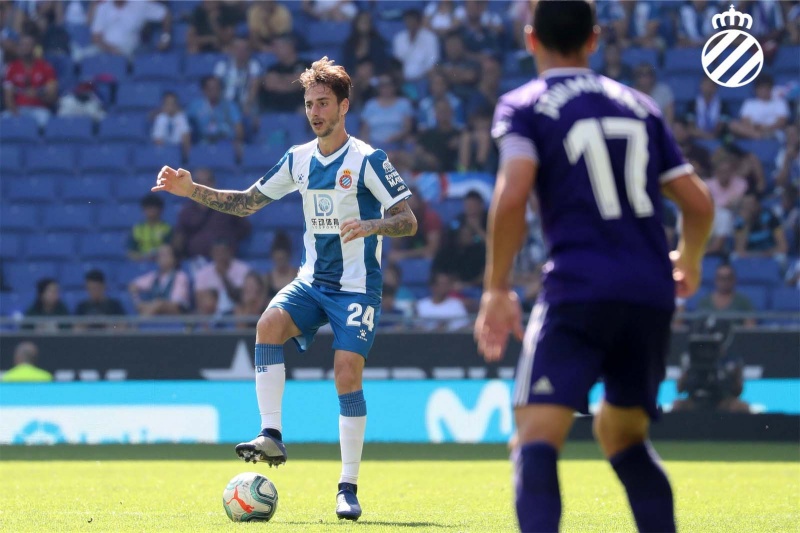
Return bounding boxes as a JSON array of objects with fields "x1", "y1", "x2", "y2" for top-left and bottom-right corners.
[{"x1": 0, "y1": 442, "x2": 797, "y2": 462}]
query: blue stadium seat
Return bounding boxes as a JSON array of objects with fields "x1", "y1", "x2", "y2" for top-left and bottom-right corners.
[
  {"x1": 187, "y1": 143, "x2": 237, "y2": 173},
  {"x1": 738, "y1": 285, "x2": 768, "y2": 311},
  {"x1": 43, "y1": 116, "x2": 94, "y2": 143},
  {"x1": 173, "y1": 83, "x2": 202, "y2": 108},
  {"x1": 116, "y1": 175, "x2": 157, "y2": 202},
  {"x1": 115, "y1": 261, "x2": 155, "y2": 286},
  {"x1": 61, "y1": 176, "x2": 114, "y2": 203},
  {"x1": 771, "y1": 287, "x2": 800, "y2": 312},
  {"x1": 79, "y1": 232, "x2": 128, "y2": 259},
  {"x1": 254, "y1": 52, "x2": 277, "y2": 70},
  {"x1": 666, "y1": 75, "x2": 701, "y2": 105},
  {"x1": 261, "y1": 200, "x2": 305, "y2": 229},
  {"x1": 25, "y1": 234, "x2": 76, "y2": 260},
  {"x1": 80, "y1": 53, "x2": 129, "y2": 80},
  {"x1": 663, "y1": 48, "x2": 702, "y2": 73},
  {"x1": 238, "y1": 230, "x2": 276, "y2": 259},
  {"x1": 241, "y1": 144, "x2": 286, "y2": 173},
  {"x1": 0, "y1": 234, "x2": 19, "y2": 259},
  {"x1": 0, "y1": 115, "x2": 39, "y2": 143},
  {"x1": 4, "y1": 262, "x2": 58, "y2": 294},
  {"x1": 133, "y1": 145, "x2": 182, "y2": 172},
  {"x1": 717, "y1": 84, "x2": 752, "y2": 104},
  {"x1": 684, "y1": 287, "x2": 710, "y2": 311},
  {"x1": 6, "y1": 177, "x2": 57, "y2": 203},
  {"x1": 701, "y1": 255, "x2": 723, "y2": 285},
  {"x1": 43, "y1": 205, "x2": 94, "y2": 230},
  {"x1": 407, "y1": 283, "x2": 430, "y2": 300},
  {"x1": 173, "y1": 23, "x2": 190, "y2": 48},
  {"x1": 116, "y1": 82, "x2": 162, "y2": 112},
  {"x1": 98, "y1": 113, "x2": 149, "y2": 142},
  {"x1": 61, "y1": 261, "x2": 114, "y2": 290},
  {"x1": 735, "y1": 139, "x2": 781, "y2": 168},
  {"x1": 436, "y1": 198, "x2": 465, "y2": 227},
  {"x1": 80, "y1": 144, "x2": 130, "y2": 172},
  {"x1": 0, "y1": 291, "x2": 33, "y2": 316},
  {"x1": 0, "y1": 205, "x2": 38, "y2": 232},
  {"x1": 772, "y1": 46, "x2": 799, "y2": 74},
  {"x1": 398, "y1": 258, "x2": 433, "y2": 285},
  {"x1": 0, "y1": 145, "x2": 23, "y2": 174},
  {"x1": 98, "y1": 203, "x2": 139, "y2": 230},
  {"x1": 305, "y1": 20, "x2": 350, "y2": 47},
  {"x1": 132, "y1": 52, "x2": 182, "y2": 82},
  {"x1": 183, "y1": 53, "x2": 225, "y2": 80},
  {"x1": 621, "y1": 47, "x2": 658, "y2": 68},
  {"x1": 25, "y1": 145, "x2": 76, "y2": 174},
  {"x1": 65, "y1": 23, "x2": 91, "y2": 47},
  {"x1": 731, "y1": 257, "x2": 782, "y2": 286},
  {"x1": 259, "y1": 113, "x2": 310, "y2": 147}
]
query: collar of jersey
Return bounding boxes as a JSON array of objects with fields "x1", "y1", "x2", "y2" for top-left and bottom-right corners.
[
  {"x1": 314, "y1": 136, "x2": 352, "y2": 166},
  {"x1": 540, "y1": 67, "x2": 593, "y2": 79}
]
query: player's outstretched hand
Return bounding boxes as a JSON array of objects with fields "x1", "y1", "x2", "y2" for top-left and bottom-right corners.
[
  {"x1": 670, "y1": 250, "x2": 701, "y2": 298},
  {"x1": 474, "y1": 289, "x2": 524, "y2": 363},
  {"x1": 152, "y1": 166, "x2": 194, "y2": 197},
  {"x1": 339, "y1": 218, "x2": 376, "y2": 244}
]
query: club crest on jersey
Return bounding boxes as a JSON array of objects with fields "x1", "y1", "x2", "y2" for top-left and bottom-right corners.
[
  {"x1": 314, "y1": 193, "x2": 334, "y2": 216},
  {"x1": 702, "y1": 5, "x2": 763, "y2": 88},
  {"x1": 339, "y1": 169, "x2": 353, "y2": 189}
]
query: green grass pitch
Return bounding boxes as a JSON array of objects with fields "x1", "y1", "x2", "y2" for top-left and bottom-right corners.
[{"x1": 1, "y1": 442, "x2": 797, "y2": 532}]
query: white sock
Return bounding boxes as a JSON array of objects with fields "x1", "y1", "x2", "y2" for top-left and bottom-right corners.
[
  {"x1": 255, "y1": 344, "x2": 285, "y2": 432},
  {"x1": 339, "y1": 414, "x2": 366, "y2": 485}
]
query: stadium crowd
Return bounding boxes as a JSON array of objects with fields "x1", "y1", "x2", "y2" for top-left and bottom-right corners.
[{"x1": 0, "y1": 0, "x2": 798, "y2": 331}]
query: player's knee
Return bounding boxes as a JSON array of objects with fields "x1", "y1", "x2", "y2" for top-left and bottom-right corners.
[
  {"x1": 256, "y1": 310, "x2": 290, "y2": 344},
  {"x1": 594, "y1": 408, "x2": 648, "y2": 457},
  {"x1": 333, "y1": 359, "x2": 362, "y2": 393}
]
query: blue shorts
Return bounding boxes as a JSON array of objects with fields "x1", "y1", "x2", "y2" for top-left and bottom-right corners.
[
  {"x1": 513, "y1": 301, "x2": 673, "y2": 420},
  {"x1": 268, "y1": 279, "x2": 382, "y2": 358}
]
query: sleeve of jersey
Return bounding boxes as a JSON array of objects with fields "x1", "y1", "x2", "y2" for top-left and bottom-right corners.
[
  {"x1": 657, "y1": 116, "x2": 694, "y2": 184},
  {"x1": 491, "y1": 97, "x2": 538, "y2": 166},
  {"x1": 364, "y1": 150, "x2": 413, "y2": 209},
  {"x1": 255, "y1": 150, "x2": 297, "y2": 200}
]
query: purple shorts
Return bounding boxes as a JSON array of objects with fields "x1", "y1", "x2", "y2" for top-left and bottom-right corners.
[{"x1": 513, "y1": 301, "x2": 673, "y2": 420}]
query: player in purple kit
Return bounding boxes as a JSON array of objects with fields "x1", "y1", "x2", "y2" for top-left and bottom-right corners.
[{"x1": 475, "y1": 1, "x2": 714, "y2": 532}]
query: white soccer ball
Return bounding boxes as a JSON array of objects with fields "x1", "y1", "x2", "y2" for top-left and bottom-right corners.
[{"x1": 222, "y1": 472, "x2": 279, "y2": 522}]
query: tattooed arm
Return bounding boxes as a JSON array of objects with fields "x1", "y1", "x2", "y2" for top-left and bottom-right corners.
[
  {"x1": 339, "y1": 200, "x2": 418, "y2": 244},
  {"x1": 152, "y1": 166, "x2": 272, "y2": 217}
]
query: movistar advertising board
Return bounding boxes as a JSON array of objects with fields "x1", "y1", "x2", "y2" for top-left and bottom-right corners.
[{"x1": 1, "y1": 379, "x2": 797, "y2": 444}]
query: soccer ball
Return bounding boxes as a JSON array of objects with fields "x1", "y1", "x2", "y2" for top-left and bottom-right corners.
[{"x1": 222, "y1": 472, "x2": 279, "y2": 522}]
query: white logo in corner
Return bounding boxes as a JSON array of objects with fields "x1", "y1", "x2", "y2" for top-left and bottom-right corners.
[
  {"x1": 425, "y1": 381, "x2": 512, "y2": 443},
  {"x1": 531, "y1": 376, "x2": 554, "y2": 395},
  {"x1": 702, "y1": 5, "x2": 763, "y2": 88}
]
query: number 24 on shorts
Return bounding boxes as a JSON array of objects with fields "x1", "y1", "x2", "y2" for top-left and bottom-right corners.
[{"x1": 346, "y1": 303, "x2": 375, "y2": 331}]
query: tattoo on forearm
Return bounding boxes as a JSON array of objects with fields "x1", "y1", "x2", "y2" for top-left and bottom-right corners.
[
  {"x1": 191, "y1": 185, "x2": 272, "y2": 216},
  {"x1": 373, "y1": 202, "x2": 417, "y2": 237}
]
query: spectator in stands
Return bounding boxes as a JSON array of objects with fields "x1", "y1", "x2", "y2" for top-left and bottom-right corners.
[
  {"x1": 416, "y1": 272, "x2": 469, "y2": 331},
  {"x1": 234, "y1": 271, "x2": 269, "y2": 329},
  {"x1": 774, "y1": 184, "x2": 800, "y2": 256},
  {"x1": 745, "y1": 0, "x2": 785, "y2": 44},
  {"x1": 388, "y1": 189, "x2": 442, "y2": 262},
  {"x1": 360, "y1": 74, "x2": 414, "y2": 151},
  {"x1": 379, "y1": 285, "x2": 407, "y2": 331},
  {"x1": 194, "y1": 238, "x2": 251, "y2": 316},
  {"x1": 302, "y1": 0, "x2": 357, "y2": 21},
  {"x1": 440, "y1": 31, "x2": 481, "y2": 102},
  {"x1": 188, "y1": 75, "x2": 244, "y2": 153},
  {"x1": 24, "y1": 278, "x2": 70, "y2": 331},
  {"x1": 413, "y1": 98, "x2": 462, "y2": 172},
  {"x1": 465, "y1": 53, "x2": 501, "y2": 117},
  {"x1": 458, "y1": 107, "x2": 496, "y2": 173},
  {"x1": 676, "y1": 0, "x2": 718, "y2": 47},
  {"x1": 424, "y1": 0, "x2": 459, "y2": 38},
  {"x1": 348, "y1": 59, "x2": 378, "y2": 111},
  {"x1": 91, "y1": 0, "x2": 171, "y2": 57},
  {"x1": 632, "y1": 62, "x2": 674, "y2": 124},
  {"x1": 734, "y1": 193, "x2": 788, "y2": 259},
  {"x1": 383, "y1": 262, "x2": 416, "y2": 316},
  {"x1": 265, "y1": 231, "x2": 297, "y2": 299},
  {"x1": 0, "y1": 2, "x2": 19, "y2": 65},
  {"x1": 127, "y1": 193, "x2": 173, "y2": 262},
  {"x1": 2, "y1": 33, "x2": 57, "y2": 127},
  {"x1": 454, "y1": 0, "x2": 503, "y2": 57},
  {"x1": 172, "y1": 167, "x2": 252, "y2": 260},
  {"x1": 14, "y1": 0, "x2": 70, "y2": 56},
  {"x1": 612, "y1": 0, "x2": 662, "y2": 50},
  {"x1": 195, "y1": 287, "x2": 225, "y2": 329},
  {"x1": 214, "y1": 36, "x2": 261, "y2": 123},
  {"x1": 729, "y1": 74, "x2": 789, "y2": 140},
  {"x1": 341, "y1": 11, "x2": 388, "y2": 75},
  {"x1": 786, "y1": 258, "x2": 800, "y2": 288},
  {"x1": 418, "y1": 69, "x2": 464, "y2": 131},
  {"x1": 74, "y1": 269, "x2": 126, "y2": 329},
  {"x1": 433, "y1": 191, "x2": 487, "y2": 289},
  {"x1": 696, "y1": 263, "x2": 756, "y2": 329},
  {"x1": 57, "y1": 81, "x2": 106, "y2": 122},
  {"x1": 516, "y1": 264, "x2": 543, "y2": 314},
  {"x1": 686, "y1": 77, "x2": 731, "y2": 141},
  {"x1": 186, "y1": 0, "x2": 239, "y2": 54},
  {"x1": 673, "y1": 118, "x2": 711, "y2": 178},
  {"x1": 129, "y1": 244, "x2": 191, "y2": 316},
  {"x1": 246, "y1": 0, "x2": 292, "y2": 53},
  {"x1": 774, "y1": 124, "x2": 800, "y2": 189},
  {"x1": 1, "y1": 341, "x2": 52, "y2": 382},
  {"x1": 787, "y1": 0, "x2": 800, "y2": 43},
  {"x1": 705, "y1": 151, "x2": 748, "y2": 253},
  {"x1": 151, "y1": 91, "x2": 192, "y2": 158},
  {"x1": 392, "y1": 8, "x2": 439, "y2": 82},
  {"x1": 599, "y1": 42, "x2": 633, "y2": 86},
  {"x1": 258, "y1": 35, "x2": 308, "y2": 114}
]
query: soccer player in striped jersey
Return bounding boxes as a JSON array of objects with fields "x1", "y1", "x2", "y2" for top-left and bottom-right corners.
[
  {"x1": 474, "y1": 1, "x2": 714, "y2": 532},
  {"x1": 153, "y1": 57, "x2": 417, "y2": 521}
]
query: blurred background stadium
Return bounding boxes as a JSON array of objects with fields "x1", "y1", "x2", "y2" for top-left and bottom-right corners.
[{"x1": 0, "y1": 0, "x2": 798, "y2": 438}]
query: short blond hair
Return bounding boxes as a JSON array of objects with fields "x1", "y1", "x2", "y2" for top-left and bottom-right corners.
[{"x1": 299, "y1": 56, "x2": 351, "y2": 103}]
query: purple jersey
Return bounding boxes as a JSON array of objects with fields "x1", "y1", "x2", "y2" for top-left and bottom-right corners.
[{"x1": 492, "y1": 68, "x2": 692, "y2": 310}]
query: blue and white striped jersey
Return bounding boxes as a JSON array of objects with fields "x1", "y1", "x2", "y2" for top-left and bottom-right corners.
[{"x1": 256, "y1": 136, "x2": 411, "y2": 300}]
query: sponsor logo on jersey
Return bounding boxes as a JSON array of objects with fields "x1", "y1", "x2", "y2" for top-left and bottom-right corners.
[
  {"x1": 314, "y1": 193, "x2": 334, "y2": 216},
  {"x1": 382, "y1": 159, "x2": 404, "y2": 188},
  {"x1": 339, "y1": 169, "x2": 353, "y2": 189}
]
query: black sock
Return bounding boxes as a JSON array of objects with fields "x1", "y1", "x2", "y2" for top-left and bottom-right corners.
[{"x1": 264, "y1": 428, "x2": 282, "y2": 441}]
